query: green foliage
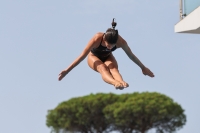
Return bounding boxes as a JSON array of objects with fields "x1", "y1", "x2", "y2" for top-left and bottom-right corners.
[
  {"x1": 46, "y1": 92, "x2": 186, "y2": 133},
  {"x1": 46, "y1": 93, "x2": 119, "y2": 133},
  {"x1": 104, "y1": 92, "x2": 186, "y2": 133}
]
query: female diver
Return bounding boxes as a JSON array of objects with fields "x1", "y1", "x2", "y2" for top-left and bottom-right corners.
[{"x1": 58, "y1": 19, "x2": 154, "y2": 90}]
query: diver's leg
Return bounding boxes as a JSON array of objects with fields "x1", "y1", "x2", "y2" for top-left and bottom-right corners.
[
  {"x1": 87, "y1": 52, "x2": 123, "y2": 89},
  {"x1": 104, "y1": 53, "x2": 129, "y2": 88}
]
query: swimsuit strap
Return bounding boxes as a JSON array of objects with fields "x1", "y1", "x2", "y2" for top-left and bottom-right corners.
[{"x1": 99, "y1": 33, "x2": 105, "y2": 46}]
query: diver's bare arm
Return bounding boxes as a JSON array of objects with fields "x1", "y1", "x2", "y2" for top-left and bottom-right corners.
[
  {"x1": 125, "y1": 46, "x2": 145, "y2": 69},
  {"x1": 63, "y1": 53, "x2": 87, "y2": 73},
  {"x1": 58, "y1": 34, "x2": 101, "y2": 81},
  {"x1": 58, "y1": 51, "x2": 89, "y2": 81},
  {"x1": 118, "y1": 36, "x2": 154, "y2": 77},
  {"x1": 119, "y1": 38, "x2": 145, "y2": 69},
  {"x1": 61, "y1": 34, "x2": 99, "y2": 74}
]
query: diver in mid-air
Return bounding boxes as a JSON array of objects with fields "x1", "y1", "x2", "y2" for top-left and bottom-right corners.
[{"x1": 58, "y1": 18, "x2": 154, "y2": 90}]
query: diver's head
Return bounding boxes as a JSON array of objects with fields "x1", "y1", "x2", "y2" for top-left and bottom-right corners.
[{"x1": 104, "y1": 18, "x2": 118, "y2": 44}]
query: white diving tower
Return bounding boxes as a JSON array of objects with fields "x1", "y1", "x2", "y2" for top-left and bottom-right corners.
[{"x1": 175, "y1": 0, "x2": 200, "y2": 34}]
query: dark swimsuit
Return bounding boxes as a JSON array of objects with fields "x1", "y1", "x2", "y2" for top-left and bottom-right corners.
[{"x1": 91, "y1": 33, "x2": 117, "y2": 62}]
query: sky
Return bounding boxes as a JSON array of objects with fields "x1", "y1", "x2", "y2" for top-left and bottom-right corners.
[{"x1": 1, "y1": 0, "x2": 200, "y2": 133}]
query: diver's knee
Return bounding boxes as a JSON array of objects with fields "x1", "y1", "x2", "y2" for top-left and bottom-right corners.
[
  {"x1": 97, "y1": 64, "x2": 109, "y2": 73},
  {"x1": 109, "y1": 67, "x2": 119, "y2": 73}
]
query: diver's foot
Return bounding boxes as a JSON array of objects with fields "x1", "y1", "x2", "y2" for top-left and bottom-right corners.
[
  {"x1": 119, "y1": 81, "x2": 129, "y2": 88},
  {"x1": 113, "y1": 81, "x2": 124, "y2": 90}
]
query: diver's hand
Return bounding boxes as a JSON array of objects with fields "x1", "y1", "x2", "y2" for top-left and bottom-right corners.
[
  {"x1": 142, "y1": 67, "x2": 155, "y2": 77},
  {"x1": 58, "y1": 70, "x2": 68, "y2": 81}
]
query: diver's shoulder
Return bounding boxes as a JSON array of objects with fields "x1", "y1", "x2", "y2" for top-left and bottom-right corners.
[{"x1": 93, "y1": 32, "x2": 104, "y2": 41}]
